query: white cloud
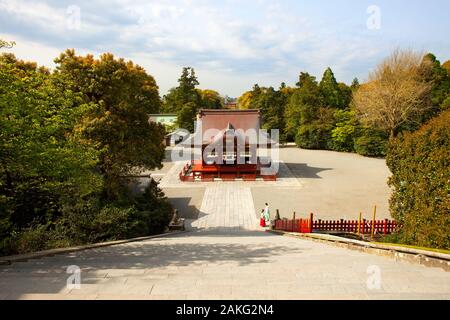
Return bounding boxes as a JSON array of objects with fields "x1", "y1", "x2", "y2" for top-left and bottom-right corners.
[{"x1": 2, "y1": 0, "x2": 433, "y2": 96}]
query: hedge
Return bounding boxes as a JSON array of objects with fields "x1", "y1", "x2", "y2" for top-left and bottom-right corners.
[{"x1": 386, "y1": 109, "x2": 450, "y2": 249}]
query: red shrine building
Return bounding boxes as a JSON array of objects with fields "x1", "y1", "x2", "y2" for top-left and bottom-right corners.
[{"x1": 179, "y1": 109, "x2": 277, "y2": 182}]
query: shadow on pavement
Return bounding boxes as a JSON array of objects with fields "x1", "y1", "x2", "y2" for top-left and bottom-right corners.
[{"x1": 283, "y1": 163, "x2": 332, "y2": 179}]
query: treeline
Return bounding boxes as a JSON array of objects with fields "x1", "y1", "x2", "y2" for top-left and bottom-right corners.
[
  {"x1": 237, "y1": 49, "x2": 449, "y2": 249},
  {"x1": 237, "y1": 51, "x2": 450, "y2": 158},
  {"x1": 0, "y1": 48, "x2": 173, "y2": 256},
  {"x1": 161, "y1": 67, "x2": 224, "y2": 132}
]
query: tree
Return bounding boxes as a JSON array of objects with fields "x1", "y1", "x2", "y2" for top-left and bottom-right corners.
[
  {"x1": 353, "y1": 49, "x2": 432, "y2": 139},
  {"x1": 258, "y1": 87, "x2": 285, "y2": 134},
  {"x1": 198, "y1": 89, "x2": 223, "y2": 109},
  {"x1": 53, "y1": 50, "x2": 165, "y2": 199},
  {"x1": 319, "y1": 67, "x2": 346, "y2": 109},
  {"x1": 338, "y1": 82, "x2": 352, "y2": 108},
  {"x1": 285, "y1": 72, "x2": 322, "y2": 140},
  {"x1": 0, "y1": 54, "x2": 102, "y2": 254},
  {"x1": 177, "y1": 102, "x2": 198, "y2": 132},
  {"x1": 237, "y1": 91, "x2": 253, "y2": 109},
  {"x1": 350, "y1": 78, "x2": 360, "y2": 90},
  {"x1": 354, "y1": 128, "x2": 388, "y2": 157},
  {"x1": 237, "y1": 85, "x2": 260, "y2": 110},
  {"x1": 162, "y1": 67, "x2": 202, "y2": 131},
  {"x1": 442, "y1": 60, "x2": 450, "y2": 77},
  {"x1": 386, "y1": 109, "x2": 450, "y2": 249},
  {"x1": 420, "y1": 53, "x2": 450, "y2": 113},
  {"x1": 331, "y1": 110, "x2": 359, "y2": 152},
  {"x1": 0, "y1": 39, "x2": 15, "y2": 49}
]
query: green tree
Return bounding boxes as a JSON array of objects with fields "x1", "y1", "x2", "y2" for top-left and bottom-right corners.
[
  {"x1": 420, "y1": 53, "x2": 450, "y2": 117},
  {"x1": 386, "y1": 109, "x2": 450, "y2": 249},
  {"x1": 285, "y1": 72, "x2": 322, "y2": 140},
  {"x1": 258, "y1": 87, "x2": 286, "y2": 137},
  {"x1": 177, "y1": 102, "x2": 198, "y2": 132},
  {"x1": 350, "y1": 78, "x2": 360, "y2": 90},
  {"x1": 331, "y1": 110, "x2": 359, "y2": 152},
  {"x1": 319, "y1": 67, "x2": 346, "y2": 109},
  {"x1": 353, "y1": 128, "x2": 388, "y2": 157},
  {"x1": 53, "y1": 50, "x2": 165, "y2": 200},
  {"x1": 0, "y1": 54, "x2": 102, "y2": 254},
  {"x1": 162, "y1": 67, "x2": 202, "y2": 131}
]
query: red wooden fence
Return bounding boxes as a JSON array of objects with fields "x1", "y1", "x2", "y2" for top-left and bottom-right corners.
[{"x1": 274, "y1": 213, "x2": 397, "y2": 235}]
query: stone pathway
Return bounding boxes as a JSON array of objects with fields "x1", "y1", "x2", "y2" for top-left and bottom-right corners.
[
  {"x1": 1, "y1": 231, "x2": 449, "y2": 300},
  {"x1": 1, "y1": 147, "x2": 448, "y2": 300},
  {"x1": 188, "y1": 185, "x2": 262, "y2": 231}
]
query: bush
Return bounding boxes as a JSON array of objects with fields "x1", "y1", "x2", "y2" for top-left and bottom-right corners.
[
  {"x1": 58, "y1": 181, "x2": 172, "y2": 243},
  {"x1": 354, "y1": 129, "x2": 388, "y2": 157},
  {"x1": 386, "y1": 109, "x2": 450, "y2": 249},
  {"x1": 295, "y1": 123, "x2": 333, "y2": 149},
  {"x1": 130, "y1": 180, "x2": 173, "y2": 235},
  {"x1": 13, "y1": 224, "x2": 51, "y2": 254},
  {"x1": 331, "y1": 110, "x2": 359, "y2": 152},
  {"x1": 0, "y1": 181, "x2": 173, "y2": 256}
]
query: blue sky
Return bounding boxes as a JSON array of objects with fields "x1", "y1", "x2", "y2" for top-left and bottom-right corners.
[{"x1": 1, "y1": 0, "x2": 449, "y2": 97}]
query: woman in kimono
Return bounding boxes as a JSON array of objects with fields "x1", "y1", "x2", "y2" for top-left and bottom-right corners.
[
  {"x1": 259, "y1": 209, "x2": 266, "y2": 227},
  {"x1": 264, "y1": 203, "x2": 270, "y2": 226}
]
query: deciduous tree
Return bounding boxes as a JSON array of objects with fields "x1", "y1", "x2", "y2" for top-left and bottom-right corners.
[
  {"x1": 353, "y1": 49, "x2": 432, "y2": 139},
  {"x1": 53, "y1": 50, "x2": 165, "y2": 199}
]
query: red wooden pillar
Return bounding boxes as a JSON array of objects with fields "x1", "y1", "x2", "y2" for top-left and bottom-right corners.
[{"x1": 309, "y1": 212, "x2": 314, "y2": 233}]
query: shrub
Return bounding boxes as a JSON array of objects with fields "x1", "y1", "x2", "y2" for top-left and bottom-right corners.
[
  {"x1": 13, "y1": 224, "x2": 50, "y2": 254},
  {"x1": 129, "y1": 180, "x2": 173, "y2": 235},
  {"x1": 0, "y1": 181, "x2": 173, "y2": 256},
  {"x1": 331, "y1": 110, "x2": 359, "y2": 152},
  {"x1": 354, "y1": 129, "x2": 388, "y2": 157},
  {"x1": 386, "y1": 109, "x2": 450, "y2": 249},
  {"x1": 295, "y1": 123, "x2": 333, "y2": 149}
]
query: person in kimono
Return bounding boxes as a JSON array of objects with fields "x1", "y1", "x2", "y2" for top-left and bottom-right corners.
[
  {"x1": 264, "y1": 203, "x2": 270, "y2": 226},
  {"x1": 259, "y1": 209, "x2": 266, "y2": 227}
]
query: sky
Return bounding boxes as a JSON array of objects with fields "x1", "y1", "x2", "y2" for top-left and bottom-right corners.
[{"x1": 1, "y1": 0, "x2": 449, "y2": 97}]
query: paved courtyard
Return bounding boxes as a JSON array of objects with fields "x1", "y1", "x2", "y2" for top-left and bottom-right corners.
[
  {"x1": 1, "y1": 231, "x2": 449, "y2": 300},
  {"x1": 151, "y1": 146, "x2": 391, "y2": 222},
  {"x1": 1, "y1": 146, "x2": 435, "y2": 300}
]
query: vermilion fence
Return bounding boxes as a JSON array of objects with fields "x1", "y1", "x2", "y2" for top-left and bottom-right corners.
[{"x1": 274, "y1": 213, "x2": 397, "y2": 235}]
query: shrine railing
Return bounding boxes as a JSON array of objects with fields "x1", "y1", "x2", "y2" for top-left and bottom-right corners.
[{"x1": 273, "y1": 212, "x2": 397, "y2": 235}]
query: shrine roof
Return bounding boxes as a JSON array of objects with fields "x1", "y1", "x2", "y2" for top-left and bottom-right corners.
[{"x1": 198, "y1": 109, "x2": 261, "y2": 134}]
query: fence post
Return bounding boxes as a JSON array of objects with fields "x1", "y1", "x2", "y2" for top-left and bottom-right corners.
[
  {"x1": 357, "y1": 212, "x2": 362, "y2": 235},
  {"x1": 371, "y1": 205, "x2": 377, "y2": 239},
  {"x1": 383, "y1": 218, "x2": 388, "y2": 235},
  {"x1": 309, "y1": 212, "x2": 314, "y2": 233}
]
